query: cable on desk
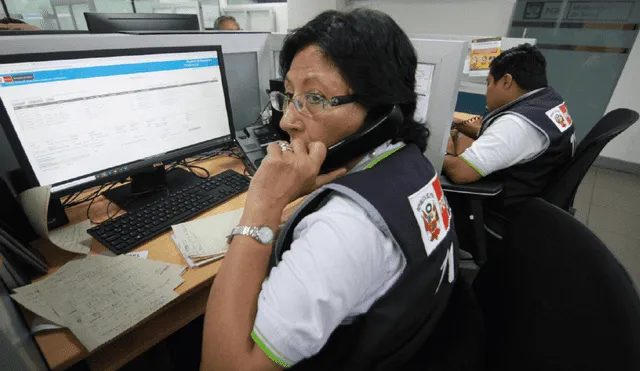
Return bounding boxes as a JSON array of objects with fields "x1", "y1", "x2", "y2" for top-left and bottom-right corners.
[
  {"x1": 248, "y1": 102, "x2": 272, "y2": 127},
  {"x1": 61, "y1": 191, "x2": 82, "y2": 207},
  {"x1": 187, "y1": 164, "x2": 210, "y2": 179},
  {"x1": 64, "y1": 184, "x2": 112, "y2": 208},
  {"x1": 86, "y1": 182, "x2": 118, "y2": 224}
]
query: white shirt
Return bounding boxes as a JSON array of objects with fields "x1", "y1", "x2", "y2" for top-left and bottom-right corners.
[
  {"x1": 251, "y1": 142, "x2": 407, "y2": 367},
  {"x1": 459, "y1": 113, "x2": 548, "y2": 177}
]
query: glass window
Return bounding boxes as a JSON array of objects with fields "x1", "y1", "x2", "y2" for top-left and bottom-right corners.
[
  {"x1": 227, "y1": 0, "x2": 286, "y2": 4},
  {"x1": 3, "y1": 0, "x2": 133, "y2": 30},
  {"x1": 508, "y1": 0, "x2": 640, "y2": 141}
]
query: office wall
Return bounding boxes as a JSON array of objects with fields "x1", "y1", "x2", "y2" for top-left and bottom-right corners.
[
  {"x1": 272, "y1": 3, "x2": 288, "y2": 33},
  {"x1": 600, "y1": 33, "x2": 640, "y2": 167},
  {"x1": 287, "y1": 0, "x2": 347, "y2": 30},
  {"x1": 347, "y1": 0, "x2": 516, "y2": 36}
]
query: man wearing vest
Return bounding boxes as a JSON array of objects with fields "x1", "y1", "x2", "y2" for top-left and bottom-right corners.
[{"x1": 443, "y1": 43, "x2": 575, "y2": 240}]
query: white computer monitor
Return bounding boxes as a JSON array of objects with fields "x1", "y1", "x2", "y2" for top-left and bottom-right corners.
[
  {"x1": 0, "y1": 45, "x2": 235, "y2": 195},
  {"x1": 410, "y1": 38, "x2": 467, "y2": 173}
]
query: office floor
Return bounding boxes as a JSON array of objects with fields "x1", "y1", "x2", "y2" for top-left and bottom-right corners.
[{"x1": 574, "y1": 166, "x2": 640, "y2": 291}]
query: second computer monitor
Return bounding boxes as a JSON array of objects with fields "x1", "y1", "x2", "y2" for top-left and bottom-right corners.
[{"x1": 84, "y1": 13, "x2": 200, "y2": 33}]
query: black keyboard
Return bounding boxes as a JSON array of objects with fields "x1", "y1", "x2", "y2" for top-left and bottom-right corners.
[{"x1": 88, "y1": 170, "x2": 251, "y2": 254}]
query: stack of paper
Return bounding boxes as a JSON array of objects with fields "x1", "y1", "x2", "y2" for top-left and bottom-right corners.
[
  {"x1": 19, "y1": 185, "x2": 93, "y2": 254},
  {"x1": 11, "y1": 254, "x2": 186, "y2": 351},
  {"x1": 171, "y1": 208, "x2": 244, "y2": 268}
]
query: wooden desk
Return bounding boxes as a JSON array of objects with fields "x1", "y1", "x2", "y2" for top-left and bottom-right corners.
[
  {"x1": 453, "y1": 111, "x2": 478, "y2": 122},
  {"x1": 29, "y1": 156, "x2": 251, "y2": 371}
]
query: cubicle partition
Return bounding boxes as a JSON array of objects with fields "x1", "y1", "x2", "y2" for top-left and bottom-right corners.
[
  {"x1": 411, "y1": 34, "x2": 537, "y2": 115},
  {"x1": 410, "y1": 39, "x2": 467, "y2": 173}
]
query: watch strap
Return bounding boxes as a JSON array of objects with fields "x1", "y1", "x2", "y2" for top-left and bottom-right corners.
[{"x1": 227, "y1": 225, "x2": 274, "y2": 244}]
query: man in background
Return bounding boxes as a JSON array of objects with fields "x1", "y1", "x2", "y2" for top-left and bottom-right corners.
[
  {"x1": 443, "y1": 43, "x2": 575, "y2": 242},
  {"x1": 213, "y1": 15, "x2": 240, "y2": 30}
]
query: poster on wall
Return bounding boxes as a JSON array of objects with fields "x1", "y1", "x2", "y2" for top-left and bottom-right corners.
[
  {"x1": 469, "y1": 37, "x2": 502, "y2": 77},
  {"x1": 413, "y1": 63, "x2": 435, "y2": 123}
]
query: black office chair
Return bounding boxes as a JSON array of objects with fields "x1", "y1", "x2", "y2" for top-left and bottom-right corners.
[
  {"x1": 541, "y1": 108, "x2": 639, "y2": 212},
  {"x1": 474, "y1": 198, "x2": 640, "y2": 371}
]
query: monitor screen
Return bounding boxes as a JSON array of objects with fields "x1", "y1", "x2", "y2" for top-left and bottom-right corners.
[
  {"x1": 0, "y1": 46, "x2": 234, "y2": 195},
  {"x1": 84, "y1": 13, "x2": 200, "y2": 33}
]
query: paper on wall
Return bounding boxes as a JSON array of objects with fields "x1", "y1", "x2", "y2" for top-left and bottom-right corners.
[
  {"x1": 463, "y1": 55, "x2": 471, "y2": 74},
  {"x1": 413, "y1": 63, "x2": 435, "y2": 124},
  {"x1": 469, "y1": 37, "x2": 502, "y2": 77}
]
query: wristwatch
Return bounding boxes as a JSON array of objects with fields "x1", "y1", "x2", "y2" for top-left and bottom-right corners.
[{"x1": 227, "y1": 225, "x2": 275, "y2": 245}]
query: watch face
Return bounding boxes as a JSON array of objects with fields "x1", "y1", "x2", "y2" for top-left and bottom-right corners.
[{"x1": 257, "y1": 227, "x2": 274, "y2": 243}]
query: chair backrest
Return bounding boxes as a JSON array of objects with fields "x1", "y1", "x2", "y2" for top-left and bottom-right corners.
[
  {"x1": 541, "y1": 108, "x2": 639, "y2": 211},
  {"x1": 474, "y1": 198, "x2": 640, "y2": 371}
]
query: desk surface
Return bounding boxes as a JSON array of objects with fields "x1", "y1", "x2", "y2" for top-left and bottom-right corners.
[
  {"x1": 453, "y1": 111, "x2": 478, "y2": 122},
  {"x1": 32, "y1": 112, "x2": 473, "y2": 370}
]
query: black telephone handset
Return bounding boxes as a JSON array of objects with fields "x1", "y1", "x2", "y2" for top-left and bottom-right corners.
[{"x1": 320, "y1": 104, "x2": 403, "y2": 174}]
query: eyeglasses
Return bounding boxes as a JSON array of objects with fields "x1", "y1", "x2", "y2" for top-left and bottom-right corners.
[{"x1": 269, "y1": 91, "x2": 357, "y2": 116}]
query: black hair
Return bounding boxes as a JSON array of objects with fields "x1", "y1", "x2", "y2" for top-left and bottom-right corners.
[
  {"x1": 489, "y1": 43, "x2": 548, "y2": 91},
  {"x1": 279, "y1": 8, "x2": 428, "y2": 152},
  {"x1": 213, "y1": 15, "x2": 238, "y2": 30}
]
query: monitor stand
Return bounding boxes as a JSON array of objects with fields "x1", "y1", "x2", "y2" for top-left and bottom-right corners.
[{"x1": 102, "y1": 167, "x2": 202, "y2": 213}]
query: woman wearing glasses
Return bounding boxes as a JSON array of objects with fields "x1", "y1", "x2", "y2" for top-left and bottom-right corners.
[{"x1": 202, "y1": 9, "x2": 460, "y2": 371}]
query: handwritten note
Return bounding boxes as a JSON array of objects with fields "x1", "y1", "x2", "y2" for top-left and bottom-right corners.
[
  {"x1": 12, "y1": 284, "x2": 65, "y2": 327},
  {"x1": 171, "y1": 235, "x2": 222, "y2": 268},
  {"x1": 11, "y1": 254, "x2": 185, "y2": 351},
  {"x1": 64, "y1": 272, "x2": 178, "y2": 351},
  {"x1": 171, "y1": 208, "x2": 243, "y2": 263},
  {"x1": 49, "y1": 219, "x2": 93, "y2": 254},
  {"x1": 19, "y1": 186, "x2": 92, "y2": 254},
  {"x1": 126, "y1": 250, "x2": 149, "y2": 259}
]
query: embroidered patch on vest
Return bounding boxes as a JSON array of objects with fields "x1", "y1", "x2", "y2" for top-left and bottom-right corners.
[
  {"x1": 545, "y1": 102, "x2": 573, "y2": 132},
  {"x1": 408, "y1": 175, "x2": 452, "y2": 256}
]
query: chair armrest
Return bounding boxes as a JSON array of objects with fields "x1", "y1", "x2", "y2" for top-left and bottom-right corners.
[{"x1": 440, "y1": 176, "x2": 503, "y2": 197}]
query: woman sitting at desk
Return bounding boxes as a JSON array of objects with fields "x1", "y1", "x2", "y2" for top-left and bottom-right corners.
[{"x1": 201, "y1": 9, "x2": 459, "y2": 370}]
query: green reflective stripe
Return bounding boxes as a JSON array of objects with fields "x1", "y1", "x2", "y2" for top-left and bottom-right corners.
[
  {"x1": 365, "y1": 146, "x2": 404, "y2": 169},
  {"x1": 458, "y1": 154, "x2": 485, "y2": 177},
  {"x1": 251, "y1": 328, "x2": 292, "y2": 368}
]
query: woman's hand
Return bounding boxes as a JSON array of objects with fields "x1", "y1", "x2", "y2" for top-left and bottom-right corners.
[{"x1": 246, "y1": 140, "x2": 347, "y2": 212}]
